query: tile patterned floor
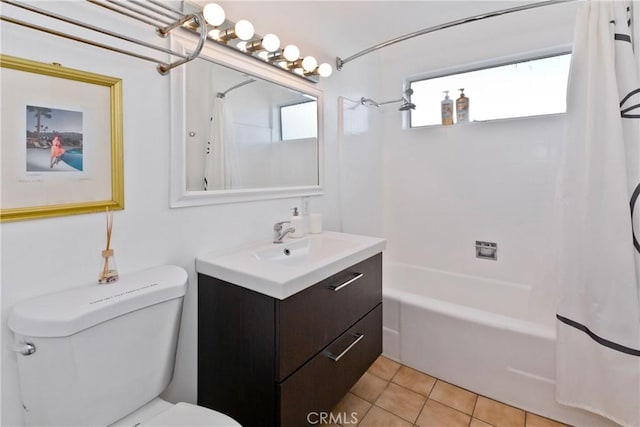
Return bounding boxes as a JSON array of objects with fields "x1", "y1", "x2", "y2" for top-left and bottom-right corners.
[{"x1": 328, "y1": 356, "x2": 570, "y2": 427}]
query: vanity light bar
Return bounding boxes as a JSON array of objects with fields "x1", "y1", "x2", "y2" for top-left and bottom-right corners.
[
  {"x1": 0, "y1": 0, "x2": 329, "y2": 77},
  {"x1": 198, "y1": 2, "x2": 332, "y2": 81}
]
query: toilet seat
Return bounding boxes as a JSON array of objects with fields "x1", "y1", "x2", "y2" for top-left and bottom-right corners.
[{"x1": 143, "y1": 402, "x2": 241, "y2": 426}]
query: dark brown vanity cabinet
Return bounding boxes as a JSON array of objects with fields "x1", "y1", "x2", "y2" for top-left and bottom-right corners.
[{"x1": 197, "y1": 253, "x2": 382, "y2": 427}]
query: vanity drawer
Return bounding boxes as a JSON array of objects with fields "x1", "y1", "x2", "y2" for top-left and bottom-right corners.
[
  {"x1": 276, "y1": 253, "x2": 382, "y2": 380},
  {"x1": 278, "y1": 304, "x2": 382, "y2": 427}
]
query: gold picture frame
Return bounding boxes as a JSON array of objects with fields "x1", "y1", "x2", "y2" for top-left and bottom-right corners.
[{"x1": 0, "y1": 54, "x2": 124, "y2": 222}]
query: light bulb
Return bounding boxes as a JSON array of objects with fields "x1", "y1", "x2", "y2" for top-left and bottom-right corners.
[
  {"x1": 203, "y1": 3, "x2": 225, "y2": 26},
  {"x1": 235, "y1": 20, "x2": 254, "y2": 41},
  {"x1": 262, "y1": 33, "x2": 280, "y2": 52},
  {"x1": 301, "y1": 56, "x2": 318, "y2": 72},
  {"x1": 283, "y1": 44, "x2": 300, "y2": 62},
  {"x1": 318, "y1": 62, "x2": 333, "y2": 77}
]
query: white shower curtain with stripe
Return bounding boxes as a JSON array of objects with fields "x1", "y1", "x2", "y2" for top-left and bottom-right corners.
[
  {"x1": 204, "y1": 96, "x2": 225, "y2": 191},
  {"x1": 204, "y1": 95, "x2": 237, "y2": 190},
  {"x1": 556, "y1": 2, "x2": 640, "y2": 426}
]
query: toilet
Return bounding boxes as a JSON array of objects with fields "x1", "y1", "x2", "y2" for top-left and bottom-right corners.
[{"x1": 8, "y1": 265, "x2": 240, "y2": 426}]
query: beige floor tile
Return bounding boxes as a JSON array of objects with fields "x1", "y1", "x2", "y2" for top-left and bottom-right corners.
[
  {"x1": 471, "y1": 418, "x2": 495, "y2": 427},
  {"x1": 415, "y1": 399, "x2": 471, "y2": 427},
  {"x1": 351, "y1": 372, "x2": 388, "y2": 403},
  {"x1": 474, "y1": 396, "x2": 525, "y2": 427},
  {"x1": 357, "y1": 405, "x2": 413, "y2": 427},
  {"x1": 374, "y1": 382, "x2": 426, "y2": 423},
  {"x1": 526, "y1": 412, "x2": 570, "y2": 427},
  {"x1": 348, "y1": 360, "x2": 568, "y2": 427},
  {"x1": 391, "y1": 366, "x2": 437, "y2": 397},
  {"x1": 332, "y1": 392, "x2": 372, "y2": 426},
  {"x1": 368, "y1": 356, "x2": 401, "y2": 381},
  {"x1": 428, "y1": 380, "x2": 478, "y2": 415}
]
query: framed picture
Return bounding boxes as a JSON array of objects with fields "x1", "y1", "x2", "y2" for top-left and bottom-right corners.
[{"x1": 0, "y1": 54, "x2": 124, "y2": 222}]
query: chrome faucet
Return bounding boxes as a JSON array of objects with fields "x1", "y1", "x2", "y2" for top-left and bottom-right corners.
[{"x1": 273, "y1": 221, "x2": 295, "y2": 244}]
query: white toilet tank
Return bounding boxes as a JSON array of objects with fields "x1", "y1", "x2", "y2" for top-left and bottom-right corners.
[{"x1": 8, "y1": 265, "x2": 188, "y2": 426}]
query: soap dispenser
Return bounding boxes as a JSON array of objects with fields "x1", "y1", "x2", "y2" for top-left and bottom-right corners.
[
  {"x1": 441, "y1": 91, "x2": 454, "y2": 125},
  {"x1": 290, "y1": 207, "x2": 305, "y2": 238},
  {"x1": 456, "y1": 88, "x2": 469, "y2": 123}
]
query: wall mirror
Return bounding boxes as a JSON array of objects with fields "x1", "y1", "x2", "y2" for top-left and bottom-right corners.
[{"x1": 169, "y1": 31, "x2": 323, "y2": 207}]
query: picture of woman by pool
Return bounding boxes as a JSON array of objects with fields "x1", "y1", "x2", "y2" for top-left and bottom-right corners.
[
  {"x1": 26, "y1": 105, "x2": 83, "y2": 172},
  {"x1": 50, "y1": 134, "x2": 65, "y2": 168}
]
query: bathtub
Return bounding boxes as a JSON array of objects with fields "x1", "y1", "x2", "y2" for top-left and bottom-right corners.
[{"x1": 382, "y1": 261, "x2": 616, "y2": 427}]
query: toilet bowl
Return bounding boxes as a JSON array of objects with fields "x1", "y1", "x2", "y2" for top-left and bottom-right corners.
[
  {"x1": 8, "y1": 265, "x2": 240, "y2": 427},
  {"x1": 111, "y1": 398, "x2": 239, "y2": 426}
]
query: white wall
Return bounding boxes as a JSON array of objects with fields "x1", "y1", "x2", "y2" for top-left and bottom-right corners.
[
  {"x1": 0, "y1": 3, "x2": 361, "y2": 425},
  {"x1": 379, "y1": 1, "x2": 580, "y2": 322},
  {"x1": 338, "y1": 95, "x2": 385, "y2": 237}
]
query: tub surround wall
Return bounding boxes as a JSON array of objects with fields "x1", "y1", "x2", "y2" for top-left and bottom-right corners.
[
  {"x1": 375, "y1": 2, "x2": 595, "y2": 424},
  {"x1": 338, "y1": 96, "x2": 385, "y2": 237},
  {"x1": 384, "y1": 117, "x2": 566, "y2": 324},
  {"x1": 380, "y1": 2, "x2": 579, "y2": 321}
]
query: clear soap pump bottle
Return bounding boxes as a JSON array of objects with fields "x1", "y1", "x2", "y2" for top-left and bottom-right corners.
[
  {"x1": 456, "y1": 88, "x2": 469, "y2": 123},
  {"x1": 441, "y1": 91, "x2": 454, "y2": 125}
]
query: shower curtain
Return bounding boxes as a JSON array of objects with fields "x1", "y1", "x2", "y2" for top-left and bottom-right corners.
[
  {"x1": 556, "y1": 2, "x2": 640, "y2": 426},
  {"x1": 204, "y1": 96, "x2": 237, "y2": 190},
  {"x1": 204, "y1": 96, "x2": 225, "y2": 190}
]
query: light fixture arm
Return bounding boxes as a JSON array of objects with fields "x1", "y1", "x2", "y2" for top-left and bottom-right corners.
[
  {"x1": 286, "y1": 58, "x2": 304, "y2": 70},
  {"x1": 156, "y1": 13, "x2": 208, "y2": 75},
  {"x1": 245, "y1": 39, "x2": 264, "y2": 52},
  {"x1": 217, "y1": 27, "x2": 237, "y2": 43},
  {"x1": 267, "y1": 50, "x2": 286, "y2": 62}
]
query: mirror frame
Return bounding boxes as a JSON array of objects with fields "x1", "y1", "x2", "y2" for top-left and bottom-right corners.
[{"x1": 169, "y1": 30, "x2": 324, "y2": 207}]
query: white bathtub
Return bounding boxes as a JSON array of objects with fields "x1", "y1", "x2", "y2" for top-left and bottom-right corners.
[{"x1": 382, "y1": 261, "x2": 616, "y2": 427}]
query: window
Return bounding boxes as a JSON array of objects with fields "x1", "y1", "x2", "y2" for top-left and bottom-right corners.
[
  {"x1": 280, "y1": 100, "x2": 318, "y2": 140},
  {"x1": 409, "y1": 53, "x2": 571, "y2": 127}
]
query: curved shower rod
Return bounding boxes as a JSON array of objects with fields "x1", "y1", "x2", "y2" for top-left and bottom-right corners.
[
  {"x1": 336, "y1": 0, "x2": 575, "y2": 71},
  {"x1": 218, "y1": 78, "x2": 256, "y2": 98}
]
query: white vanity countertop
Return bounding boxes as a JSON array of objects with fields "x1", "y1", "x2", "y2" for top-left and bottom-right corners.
[{"x1": 196, "y1": 231, "x2": 386, "y2": 300}]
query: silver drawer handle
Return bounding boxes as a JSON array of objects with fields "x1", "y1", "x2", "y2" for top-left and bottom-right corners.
[
  {"x1": 328, "y1": 272, "x2": 363, "y2": 292},
  {"x1": 326, "y1": 333, "x2": 364, "y2": 362}
]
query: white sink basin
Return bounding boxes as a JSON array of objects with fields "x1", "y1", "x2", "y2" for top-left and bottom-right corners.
[
  {"x1": 196, "y1": 231, "x2": 386, "y2": 299},
  {"x1": 253, "y1": 235, "x2": 362, "y2": 267}
]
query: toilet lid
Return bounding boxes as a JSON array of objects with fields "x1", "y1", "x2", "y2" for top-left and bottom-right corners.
[{"x1": 142, "y1": 402, "x2": 241, "y2": 426}]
